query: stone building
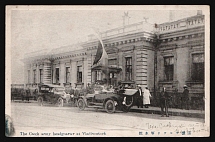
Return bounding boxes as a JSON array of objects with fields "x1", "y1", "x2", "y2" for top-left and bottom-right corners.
[
  {"x1": 23, "y1": 12, "x2": 205, "y2": 109},
  {"x1": 155, "y1": 14, "x2": 205, "y2": 109}
]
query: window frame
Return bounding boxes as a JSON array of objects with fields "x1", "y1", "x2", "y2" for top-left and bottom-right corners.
[
  {"x1": 33, "y1": 69, "x2": 37, "y2": 83},
  {"x1": 125, "y1": 57, "x2": 132, "y2": 81},
  {"x1": 39, "y1": 69, "x2": 43, "y2": 83},
  {"x1": 191, "y1": 53, "x2": 204, "y2": 81},
  {"x1": 65, "y1": 67, "x2": 70, "y2": 83},
  {"x1": 164, "y1": 56, "x2": 174, "y2": 81},
  {"x1": 27, "y1": 70, "x2": 30, "y2": 83},
  {"x1": 77, "y1": 66, "x2": 82, "y2": 83},
  {"x1": 55, "y1": 68, "x2": 60, "y2": 84}
]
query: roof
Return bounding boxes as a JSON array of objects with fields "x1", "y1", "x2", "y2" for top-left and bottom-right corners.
[{"x1": 49, "y1": 44, "x2": 84, "y2": 55}]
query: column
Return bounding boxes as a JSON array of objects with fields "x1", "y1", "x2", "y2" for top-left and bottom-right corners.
[
  {"x1": 136, "y1": 48, "x2": 148, "y2": 88},
  {"x1": 36, "y1": 63, "x2": 39, "y2": 83},
  {"x1": 59, "y1": 62, "x2": 65, "y2": 86},
  {"x1": 71, "y1": 61, "x2": 77, "y2": 87},
  {"x1": 43, "y1": 60, "x2": 52, "y2": 84},
  {"x1": 30, "y1": 63, "x2": 33, "y2": 84},
  {"x1": 87, "y1": 54, "x2": 92, "y2": 84},
  {"x1": 84, "y1": 58, "x2": 88, "y2": 88}
]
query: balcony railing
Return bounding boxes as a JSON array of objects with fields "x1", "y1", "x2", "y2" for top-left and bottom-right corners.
[{"x1": 88, "y1": 22, "x2": 154, "y2": 42}]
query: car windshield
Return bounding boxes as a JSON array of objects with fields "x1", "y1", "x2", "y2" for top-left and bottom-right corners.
[
  {"x1": 54, "y1": 87, "x2": 65, "y2": 92},
  {"x1": 94, "y1": 85, "x2": 104, "y2": 91}
]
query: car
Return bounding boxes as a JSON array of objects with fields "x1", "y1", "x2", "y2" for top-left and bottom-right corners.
[
  {"x1": 36, "y1": 84, "x2": 69, "y2": 107},
  {"x1": 77, "y1": 84, "x2": 140, "y2": 113}
]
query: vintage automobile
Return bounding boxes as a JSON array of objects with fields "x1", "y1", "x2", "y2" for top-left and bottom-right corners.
[
  {"x1": 37, "y1": 84, "x2": 70, "y2": 107},
  {"x1": 11, "y1": 84, "x2": 38, "y2": 101},
  {"x1": 77, "y1": 84, "x2": 140, "y2": 113}
]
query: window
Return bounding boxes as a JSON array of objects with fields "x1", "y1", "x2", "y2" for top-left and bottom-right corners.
[
  {"x1": 109, "y1": 72, "x2": 116, "y2": 78},
  {"x1": 28, "y1": 70, "x2": 30, "y2": 83},
  {"x1": 77, "y1": 66, "x2": 82, "y2": 83},
  {"x1": 95, "y1": 71, "x2": 102, "y2": 81},
  {"x1": 66, "y1": 67, "x2": 70, "y2": 83},
  {"x1": 55, "y1": 68, "x2": 59, "y2": 83},
  {"x1": 108, "y1": 59, "x2": 117, "y2": 66},
  {"x1": 192, "y1": 53, "x2": 204, "y2": 81},
  {"x1": 164, "y1": 56, "x2": 174, "y2": 81},
  {"x1": 33, "y1": 70, "x2": 36, "y2": 83},
  {"x1": 39, "y1": 69, "x2": 43, "y2": 83},
  {"x1": 125, "y1": 57, "x2": 132, "y2": 81}
]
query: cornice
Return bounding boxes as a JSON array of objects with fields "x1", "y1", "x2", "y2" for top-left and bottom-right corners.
[{"x1": 158, "y1": 26, "x2": 204, "y2": 41}]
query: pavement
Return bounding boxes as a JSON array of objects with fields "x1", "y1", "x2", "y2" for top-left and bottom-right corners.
[
  {"x1": 12, "y1": 100, "x2": 205, "y2": 119},
  {"x1": 130, "y1": 106, "x2": 205, "y2": 119}
]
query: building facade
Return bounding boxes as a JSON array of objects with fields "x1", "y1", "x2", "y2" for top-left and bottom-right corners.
[{"x1": 23, "y1": 13, "x2": 205, "y2": 109}]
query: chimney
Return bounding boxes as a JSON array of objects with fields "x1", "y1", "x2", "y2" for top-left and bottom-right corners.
[{"x1": 197, "y1": 10, "x2": 202, "y2": 15}]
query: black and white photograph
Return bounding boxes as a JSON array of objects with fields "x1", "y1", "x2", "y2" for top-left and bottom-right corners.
[{"x1": 5, "y1": 5, "x2": 210, "y2": 137}]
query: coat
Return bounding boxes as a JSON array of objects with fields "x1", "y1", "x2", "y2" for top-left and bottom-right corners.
[
  {"x1": 143, "y1": 89, "x2": 151, "y2": 105},
  {"x1": 182, "y1": 89, "x2": 189, "y2": 100}
]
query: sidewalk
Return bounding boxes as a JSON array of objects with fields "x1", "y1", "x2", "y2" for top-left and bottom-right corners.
[
  {"x1": 130, "y1": 106, "x2": 205, "y2": 119},
  {"x1": 12, "y1": 100, "x2": 205, "y2": 119}
]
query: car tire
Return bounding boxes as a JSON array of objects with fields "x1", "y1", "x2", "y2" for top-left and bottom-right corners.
[
  {"x1": 37, "y1": 96, "x2": 43, "y2": 106},
  {"x1": 77, "y1": 98, "x2": 86, "y2": 110},
  {"x1": 57, "y1": 98, "x2": 64, "y2": 107},
  {"x1": 105, "y1": 99, "x2": 116, "y2": 114}
]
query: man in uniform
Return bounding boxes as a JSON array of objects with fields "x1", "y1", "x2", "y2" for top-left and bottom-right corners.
[
  {"x1": 160, "y1": 87, "x2": 171, "y2": 117},
  {"x1": 136, "y1": 85, "x2": 143, "y2": 108},
  {"x1": 182, "y1": 85, "x2": 190, "y2": 110},
  {"x1": 25, "y1": 88, "x2": 30, "y2": 102}
]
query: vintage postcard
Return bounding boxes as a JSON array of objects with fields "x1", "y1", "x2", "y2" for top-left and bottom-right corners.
[{"x1": 5, "y1": 5, "x2": 210, "y2": 137}]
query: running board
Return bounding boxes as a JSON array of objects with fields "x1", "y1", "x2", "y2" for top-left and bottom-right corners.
[
  {"x1": 88, "y1": 106, "x2": 103, "y2": 109},
  {"x1": 88, "y1": 102, "x2": 103, "y2": 106}
]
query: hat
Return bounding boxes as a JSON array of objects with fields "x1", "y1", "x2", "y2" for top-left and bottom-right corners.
[{"x1": 183, "y1": 85, "x2": 188, "y2": 88}]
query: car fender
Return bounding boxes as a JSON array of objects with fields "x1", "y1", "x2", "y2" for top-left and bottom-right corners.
[
  {"x1": 78, "y1": 96, "x2": 87, "y2": 105},
  {"x1": 103, "y1": 96, "x2": 118, "y2": 107}
]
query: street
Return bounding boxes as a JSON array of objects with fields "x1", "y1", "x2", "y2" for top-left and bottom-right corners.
[{"x1": 10, "y1": 101, "x2": 206, "y2": 137}]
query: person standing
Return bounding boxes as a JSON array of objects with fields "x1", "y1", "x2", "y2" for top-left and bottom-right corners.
[
  {"x1": 25, "y1": 88, "x2": 30, "y2": 102},
  {"x1": 137, "y1": 85, "x2": 143, "y2": 108},
  {"x1": 160, "y1": 87, "x2": 170, "y2": 117},
  {"x1": 143, "y1": 87, "x2": 151, "y2": 108},
  {"x1": 182, "y1": 85, "x2": 190, "y2": 110}
]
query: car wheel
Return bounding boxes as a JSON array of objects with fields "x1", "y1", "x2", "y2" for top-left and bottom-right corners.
[
  {"x1": 37, "y1": 96, "x2": 43, "y2": 106},
  {"x1": 57, "y1": 98, "x2": 64, "y2": 107},
  {"x1": 77, "y1": 98, "x2": 85, "y2": 110},
  {"x1": 105, "y1": 100, "x2": 116, "y2": 114}
]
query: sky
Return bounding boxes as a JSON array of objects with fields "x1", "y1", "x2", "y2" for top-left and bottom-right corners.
[{"x1": 8, "y1": 6, "x2": 203, "y2": 84}]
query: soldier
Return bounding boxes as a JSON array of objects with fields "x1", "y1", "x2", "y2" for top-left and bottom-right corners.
[
  {"x1": 182, "y1": 85, "x2": 190, "y2": 110},
  {"x1": 25, "y1": 88, "x2": 30, "y2": 102},
  {"x1": 160, "y1": 87, "x2": 171, "y2": 117},
  {"x1": 137, "y1": 85, "x2": 143, "y2": 108},
  {"x1": 73, "y1": 87, "x2": 79, "y2": 106}
]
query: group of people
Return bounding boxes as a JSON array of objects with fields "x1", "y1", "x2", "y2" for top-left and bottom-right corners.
[
  {"x1": 136, "y1": 84, "x2": 190, "y2": 117},
  {"x1": 159, "y1": 85, "x2": 189, "y2": 117},
  {"x1": 21, "y1": 88, "x2": 31, "y2": 101},
  {"x1": 69, "y1": 82, "x2": 190, "y2": 117},
  {"x1": 136, "y1": 85, "x2": 152, "y2": 108}
]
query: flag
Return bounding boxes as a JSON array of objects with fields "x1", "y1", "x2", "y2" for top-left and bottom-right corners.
[{"x1": 92, "y1": 28, "x2": 108, "y2": 66}]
